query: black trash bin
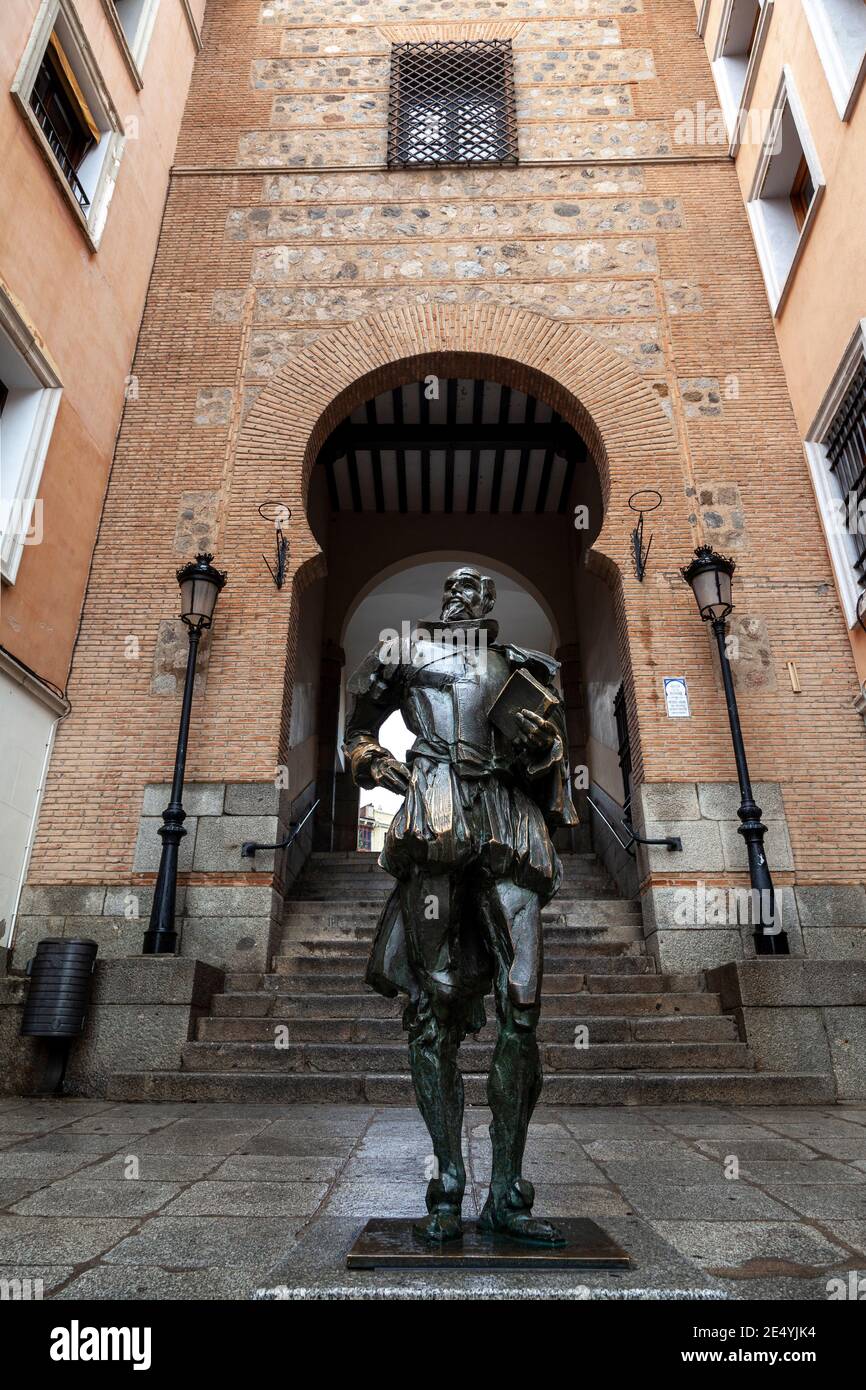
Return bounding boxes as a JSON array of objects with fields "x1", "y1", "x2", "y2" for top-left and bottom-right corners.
[{"x1": 21, "y1": 938, "x2": 98, "y2": 1094}]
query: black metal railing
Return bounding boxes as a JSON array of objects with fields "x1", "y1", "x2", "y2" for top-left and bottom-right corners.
[
  {"x1": 826, "y1": 359, "x2": 866, "y2": 585},
  {"x1": 241, "y1": 798, "x2": 320, "y2": 860},
  {"x1": 387, "y1": 40, "x2": 518, "y2": 168},
  {"x1": 586, "y1": 793, "x2": 682, "y2": 859},
  {"x1": 29, "y1": 91, "x2": 91, "y2": 210}
]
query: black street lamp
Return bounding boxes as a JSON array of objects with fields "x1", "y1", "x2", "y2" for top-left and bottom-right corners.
[
  {"x1": 142, "y1": 553, "x2": 227, "y2": 955},
  {"x1": 681, "y1": 544, "x2": 789, "y2": 956}
]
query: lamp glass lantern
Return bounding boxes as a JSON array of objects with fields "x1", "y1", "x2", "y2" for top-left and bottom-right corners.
[
  {"x1": 176, "y1": 553, "x2": 227, "y2": 630},
  {"x1": 681, "y1": 545, "x2": 735, "y2": 622}
]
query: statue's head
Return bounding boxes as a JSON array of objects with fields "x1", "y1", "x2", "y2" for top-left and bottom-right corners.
[{"x1": 440, "y1": 566, "x2": 496, "y2": 623}]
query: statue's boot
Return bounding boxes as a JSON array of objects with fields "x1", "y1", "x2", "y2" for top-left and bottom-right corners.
[
  {"x1": 480, "y1": 1007, "x2": 565, "y2": 1247},
  {"x1": 408, "y1": 997, "x2": 466, "y2": 1243}
]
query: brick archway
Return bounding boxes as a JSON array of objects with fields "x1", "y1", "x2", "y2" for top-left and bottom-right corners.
[{"x1": 227, "y1": 301, "x2": 687, "y2": 791}]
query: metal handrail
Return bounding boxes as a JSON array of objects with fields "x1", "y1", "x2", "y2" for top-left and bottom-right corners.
[
  {"x1": 241, "y1": 798, "x2": 320, "y2": 859},
  {"x1": 586, "y1": 793, "x2": 682, "y2": 857}
]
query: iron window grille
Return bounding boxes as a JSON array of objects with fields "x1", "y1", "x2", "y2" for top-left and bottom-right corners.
[
  {"x1": 387, "y1": 40, "x2": 518, "y2": 169},
  {"x1": 613, "y1": 682, "x2": 633, "y2": 816},
  {"x1": 825, "y1": 358, "x2": 866, "y2": 588}
]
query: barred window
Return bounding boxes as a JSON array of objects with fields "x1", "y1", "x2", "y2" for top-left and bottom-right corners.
[
  {"x1": 825, "y1": 357, "x2": 866, "y2": 589},
  {"x1": 387, "y1": 41, "x2": 518, "y2": 169}
]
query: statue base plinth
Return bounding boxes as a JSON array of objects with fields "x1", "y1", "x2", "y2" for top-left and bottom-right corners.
[{"x1": 346, "y1": 1218, "x2": 631, "y2": 1270}]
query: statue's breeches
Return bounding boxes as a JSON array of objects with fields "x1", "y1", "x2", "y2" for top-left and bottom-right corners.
[{"x1": 379, "y1": 755, "x2": 560, "y2": 899}]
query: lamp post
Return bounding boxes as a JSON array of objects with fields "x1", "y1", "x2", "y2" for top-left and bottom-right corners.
[
  {"x1": 681, "y1": 545, "x2": 789, "y2": 956},
  {"x1": 142, "y1": 553, "x2": 227, "y2": 955}
]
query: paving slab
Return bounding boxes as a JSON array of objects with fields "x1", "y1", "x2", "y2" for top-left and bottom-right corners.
[
  {"x1": 650, "y1": 1219, "x2": 850, "y2": 1274},
  {"x1": 0, "y1": 1216, "x2": 138, "y2": 1264},
  {"x1": 10, "y1": 1180, "x2": 183, "y2": 1219},
  {"x1": 54, "y1": 1266, "x2": 258, "y2": 1301},
  {"x1": 161, "y1": 1180, "x2": 329, "y2": 1218},
  {"x1": 102, "y1": 1215, "x2": 302, "y2": 1269}
]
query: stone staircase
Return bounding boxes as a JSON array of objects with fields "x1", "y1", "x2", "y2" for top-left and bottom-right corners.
[{"x1": 111, "y1": 851, "x2": 832, "y2": 1103}]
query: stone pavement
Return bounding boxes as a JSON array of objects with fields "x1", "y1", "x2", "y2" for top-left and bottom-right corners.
[{"x1": 1, "y1": 1099, "x2": 865, "y2": 1300}]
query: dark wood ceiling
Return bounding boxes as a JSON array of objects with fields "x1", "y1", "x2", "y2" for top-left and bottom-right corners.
[{"x1": 318, "y1": 379, "x2": 587, "y2": 515}]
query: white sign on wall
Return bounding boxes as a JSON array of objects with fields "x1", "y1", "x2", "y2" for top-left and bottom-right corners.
[{"x1": 663, "y1": 676, "x2": 691, "y2": 718}]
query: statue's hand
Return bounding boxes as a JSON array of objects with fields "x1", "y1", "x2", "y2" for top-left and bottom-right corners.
[
  {"x1": 371, "y1": 754, "x2": 412, "y2": 795},
  {"x1": 514, "y1": 709, "x2": 563, "y2": 778}
]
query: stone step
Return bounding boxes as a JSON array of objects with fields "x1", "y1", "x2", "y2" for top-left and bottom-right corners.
[
  {"x1": 281, "y1": 900, "x2": 642, "y2": 924},
  {"x1": 271, "y1": 952, "x2": 656, "y2": 976},
  {"x1": 279, "y1": 922, "x2": 646, "y2": 949},
  {"x1": 261, "y1": 968, "x2": 700, "y2": 994},
  {"x1": 213, "y1": 987, "x2": 721, "y2": 1019},
  {"x1": 197, "y1": 1013, "x2": 741, "y2": 1044},
  {"x1": 286, "y1": 936, "x2": 642, "y2": 959},
  {"x1": 179, "y1": 1039, "x2": 754, "y2": 1074},
  {"x1": 107, "y1": 1070, "x2": 836, "y2": 1106}
]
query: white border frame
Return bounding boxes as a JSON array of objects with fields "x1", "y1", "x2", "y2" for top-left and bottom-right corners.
[
  {"x1": 10, "y1": 0, "x2": 126, "y2": 252},
  {"x1": 804, "y1": 320, "x2": 866, "y2": 630},
  {"x1": 0, "y1": 286, "x2": 63, "y2": 586},
  {"x1": 746, "y1": 66, "x2": 826, "y2": 317},
  {"x1": 801, "y1": 0, "x2": 866, "y2": 121}
]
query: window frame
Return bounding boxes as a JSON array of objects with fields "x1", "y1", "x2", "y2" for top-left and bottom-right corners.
[
  {"x1": 801, "y1": 0, "x2": 866, "y2": 121},
  {"x1": 0, "y1": 287, "x2": 63, "y2": 586},
  {"x1": 100, "y1": 0, "x2": 162, "y2": 90},
  {"x1": 11, "y1": 0, "x2": 126, "y2": 251},
  {"x1": 711, "y1": 0, "x2": 774, "y2": 153},
  {"x1": 745, "y1": 67, "x2": 825, "y2": 316}
]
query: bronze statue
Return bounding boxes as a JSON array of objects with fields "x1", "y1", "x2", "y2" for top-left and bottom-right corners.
[{"x1": 344, "y1": 566, "x2": 578, "y2": 1244}]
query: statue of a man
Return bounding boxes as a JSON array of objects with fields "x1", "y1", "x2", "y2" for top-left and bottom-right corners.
[{"x1": 343, "y1": 566, "x2": 578, "y2": 1244}]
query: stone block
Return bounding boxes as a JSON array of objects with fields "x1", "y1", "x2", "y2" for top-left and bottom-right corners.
[
  {"x1": 224, "y1": 783, "x2": 281, "y2": 816},
  {"x1": 193, "y1": 387, "x2": 233, "y2": 426},
  {"x1": 696, "y1": 781, "x2": 785, "y2": 820},
  {"x1": 795, "y1": 885, "x2": 866, "y2": 928},
  {"x1": 679, "y1": 377, "x2": 721, "y2": 418},
  {"x1": 802, "y1": 927, "x2": 866, "y2": 960},
  {"x1": 173, "y1": 491, "x2": 219, "y2": 556},
  {"x1": 719, "y1": 819, "x2": 794, "y2": 872},
  {"x1": 192, "y1": 816, "x2": 277, "y2": 872},
  {"x1": 639, "y1": 819, "x2": 724, "y2": 874},
  {"x1": 735, "y1": 1007, "x2": 833, "y2": 1075},
  {"x1": 57, "y1": 919, "x2": 144, "y2": 958},
  {"x1": 646, "y1": 927, "x2": 744, "y2": 973},
  {"x1": 707, "y1": 960, "x2": 866, "y2": 1010},
  {"x1": 181, "y1": 917, "x2": 275, "y2": 973},
  {"x1": 91, "y1": 958, "x2": 223, "y2": 1007},
  {"x1": 17, "y1": 886, "x2": 106, "y2": 917},
  {"x1": 634, "y1": 781, "x2": 699, "y2": 822},
  {"x1": 824, "y1": 1009, "x2": 866, "y2": 1101},
  {"x1": 134, "y1": 817, "x2": 197, "y2": 873},
  {"x1": 183, "y1": 884, "x2": 277, "y2": 918},
  {"x1": 142, "y1": 783, "x2": 225, "y2": 817},
  {"x1": 65, "y1": 1005, "x2": 206, "y2": 1095},
  {"x1": 103, "y1": 885, "x2": 160, "y2": 919}
]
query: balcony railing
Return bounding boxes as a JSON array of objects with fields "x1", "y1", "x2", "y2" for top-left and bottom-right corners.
[{"x1": 29, "y1": 91, "x2": 91, "y2": 211}]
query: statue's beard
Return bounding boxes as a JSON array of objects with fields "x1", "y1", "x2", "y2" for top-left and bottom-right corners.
[{"x1": 441, "y1": 597, "x2": 478, "y2": 622}]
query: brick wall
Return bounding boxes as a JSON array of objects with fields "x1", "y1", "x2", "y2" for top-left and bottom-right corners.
[{"x1": 24, "y1": 0, "x2": 865, "y2": 943}]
